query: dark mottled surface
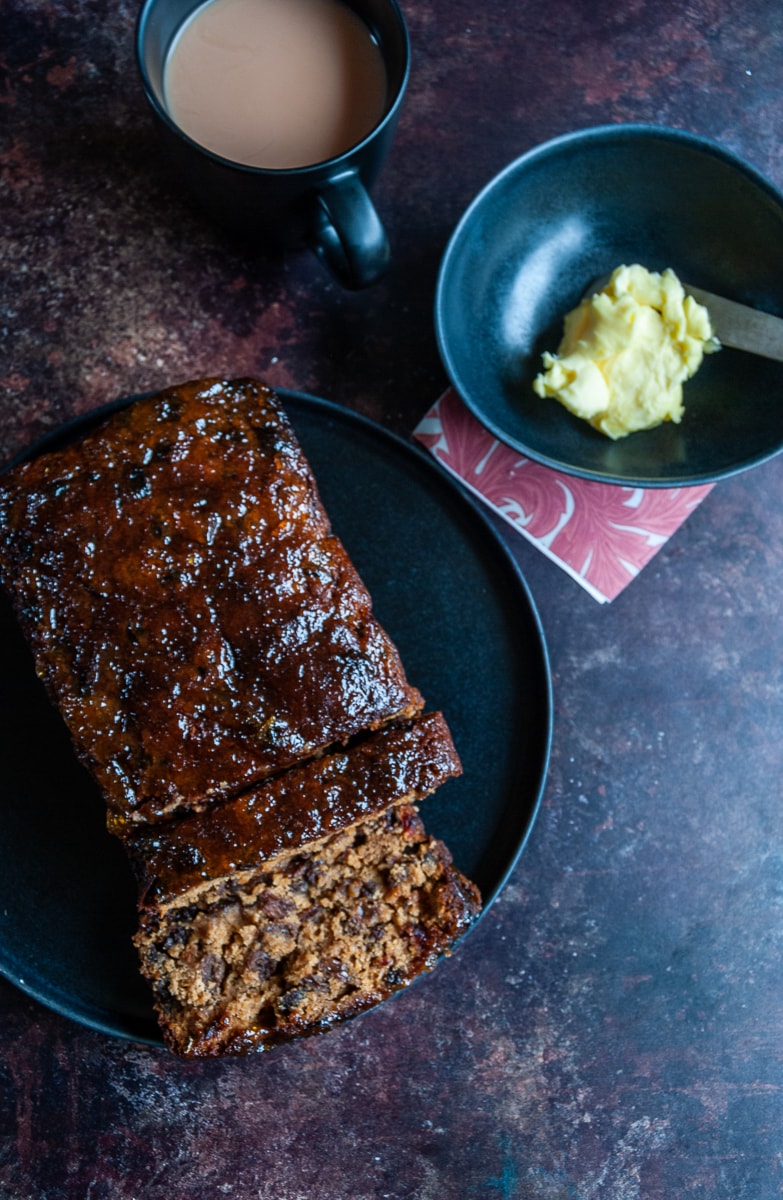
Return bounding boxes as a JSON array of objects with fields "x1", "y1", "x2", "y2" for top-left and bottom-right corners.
[{"x1": 2, "y1": 0, "x2": 783, "y2": 1196}]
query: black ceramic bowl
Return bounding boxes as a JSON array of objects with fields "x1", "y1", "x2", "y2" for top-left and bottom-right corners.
[{"x1": 435, "y1": 124, "x2": 783, "y2": 487}]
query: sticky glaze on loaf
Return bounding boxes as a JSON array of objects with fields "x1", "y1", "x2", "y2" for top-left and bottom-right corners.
[{"x1": 0, "y1": 379, "x2": 422, "y2": 829}]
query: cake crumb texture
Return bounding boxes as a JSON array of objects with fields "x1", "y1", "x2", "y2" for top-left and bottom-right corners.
[{"x1": 135, "y1": 803, "x2": 481, "y2": 1057}]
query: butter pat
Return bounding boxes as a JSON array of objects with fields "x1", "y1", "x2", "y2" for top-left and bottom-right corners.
[{"x1": 533, "y1": 264, "x2": 719, "y2": 439}]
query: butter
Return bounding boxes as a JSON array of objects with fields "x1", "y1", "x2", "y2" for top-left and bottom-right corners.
[{"x1": 533, "y1": 264, "x2": 719, "y2": 439}]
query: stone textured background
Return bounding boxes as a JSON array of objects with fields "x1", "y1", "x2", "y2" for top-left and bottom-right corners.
[{"x1": 2, "y1": 0, "x2": 783, "y2": 1197}]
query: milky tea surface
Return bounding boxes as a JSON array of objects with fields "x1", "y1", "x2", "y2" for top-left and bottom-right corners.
[{"x1": 164, "y1": 0, "x2": 388, "y2": 169}]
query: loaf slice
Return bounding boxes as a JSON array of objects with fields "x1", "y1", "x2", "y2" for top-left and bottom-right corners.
[
  {"x1": 0, "y1": 379, "x2": 422, "y2": 829},
  {"x1": 127, "y1": 713, "x2": 481, "y2": 1056}
]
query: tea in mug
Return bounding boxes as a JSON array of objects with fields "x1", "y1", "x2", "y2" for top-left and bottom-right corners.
[{"x1": 163, "y1": 0, "x2": 389, "y2": 170}]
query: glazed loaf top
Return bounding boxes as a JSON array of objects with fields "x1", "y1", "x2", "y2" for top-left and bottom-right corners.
[
  {"x1": 126, "y1": 711, "x2": 462, "y2": 914},
  {"x1": 0, "y1": 379, "x2": 422, "y2": 827}
]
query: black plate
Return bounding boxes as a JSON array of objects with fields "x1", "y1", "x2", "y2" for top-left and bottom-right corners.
[
  {"x1": 0, "y1": 390, "x2": 552, "y2": 1045},
  {"x1": 435, "y1": 123, "x2": 783, "y2": 487}
]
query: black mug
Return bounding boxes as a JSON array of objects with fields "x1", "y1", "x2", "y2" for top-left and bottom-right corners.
[{"x1": 136, "y1": 0, "x2": 410, "y2": 288}]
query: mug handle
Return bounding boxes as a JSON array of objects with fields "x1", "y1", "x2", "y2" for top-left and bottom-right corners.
[{"x1": 309, "y1": 170, "x2": 391, "y2": 290}]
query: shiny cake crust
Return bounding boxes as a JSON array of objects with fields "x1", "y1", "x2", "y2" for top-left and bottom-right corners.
[
  {"x1": 126, "y1": 711, "x2": 462, "y2": 912},
  {"x1": 0, "y1": 379, "x2": 423, "y2": 827}
]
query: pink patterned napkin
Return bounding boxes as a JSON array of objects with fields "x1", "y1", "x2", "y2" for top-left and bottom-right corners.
[{"x1": 413, "y1": 388, "x2": 714, "y2": 603}]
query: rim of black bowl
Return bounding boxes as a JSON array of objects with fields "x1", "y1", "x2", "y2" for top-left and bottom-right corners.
[{"x1": 435, "y1": 122, "x2": 783, "y2": 488}]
